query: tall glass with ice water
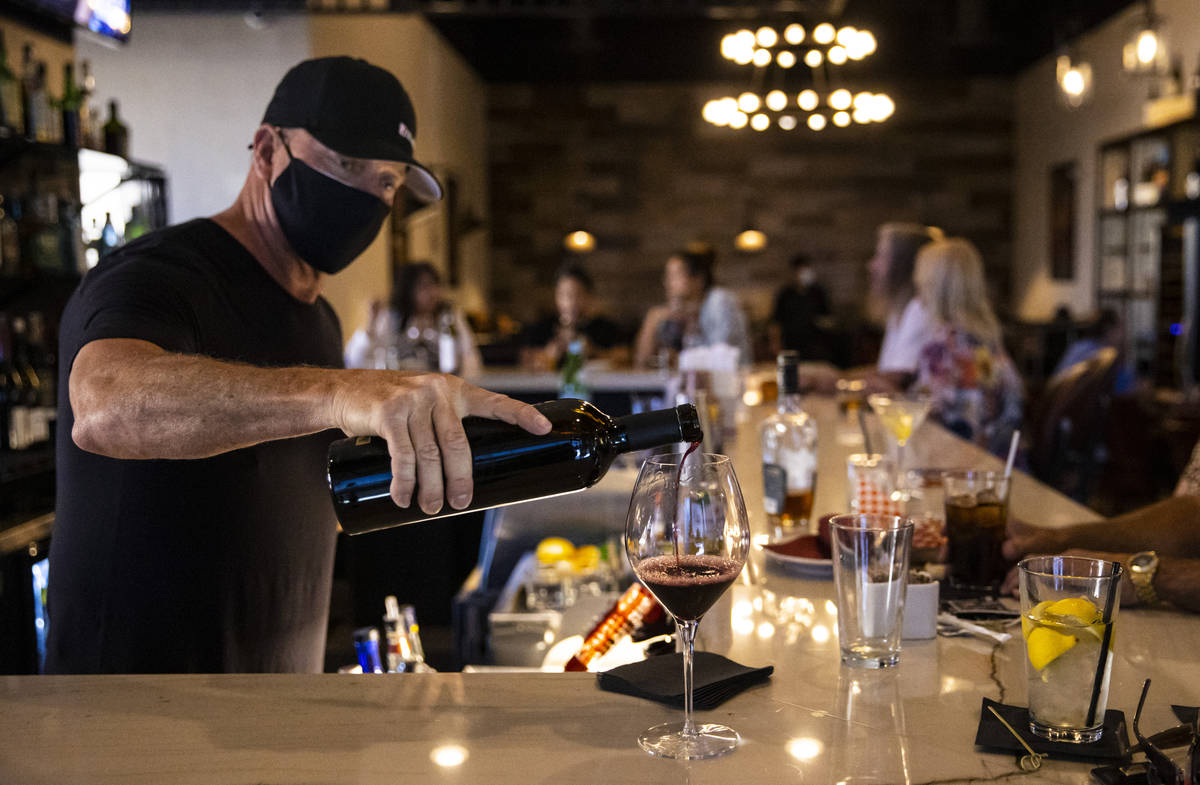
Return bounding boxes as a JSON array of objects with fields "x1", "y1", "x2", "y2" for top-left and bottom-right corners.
[{"x1": 1018, "y1": 556, "x2": 1122, "y2": 743}]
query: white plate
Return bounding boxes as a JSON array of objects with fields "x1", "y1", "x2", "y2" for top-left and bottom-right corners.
[{"x1": 762, "y1": 536, "x2": 834, "y2": 579}]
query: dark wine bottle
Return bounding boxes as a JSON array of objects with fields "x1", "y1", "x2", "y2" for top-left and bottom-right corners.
[{"x1": 328, "y1": 399, "x2": 702, "y2": 535}]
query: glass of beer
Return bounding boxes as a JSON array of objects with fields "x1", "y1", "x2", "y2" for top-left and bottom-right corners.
[{"x1": 943, "y1": 470, "x2": 1009, "y2": 593}]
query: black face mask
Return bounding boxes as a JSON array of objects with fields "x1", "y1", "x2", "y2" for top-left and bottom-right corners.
[{"x1": 269, "y1": 138, "x2": 391, "y2": 275}]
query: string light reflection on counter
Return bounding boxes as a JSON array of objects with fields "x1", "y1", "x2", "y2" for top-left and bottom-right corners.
[
  {"x1": 788, "y1": 737, "x2": 824, "y2": 761},
  {"x1": 431, "y1": 744, "x2": 469, "y2": 767}
]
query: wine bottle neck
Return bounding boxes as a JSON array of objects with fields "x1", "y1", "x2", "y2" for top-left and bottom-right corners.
[
  {"x1": 614, "y1": 404, "x2": 701, "y2": 453},
  {"x1": 779, "y1": 393, "x2": 804, "y2": 413}
]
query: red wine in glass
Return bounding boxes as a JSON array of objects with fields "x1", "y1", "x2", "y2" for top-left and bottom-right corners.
[
  {"x1": 637, "y1": 554, "x2": 742, "y2": 621},
  {"x1": 626, "y1": 450, "x2": 750, "y2": 760}
]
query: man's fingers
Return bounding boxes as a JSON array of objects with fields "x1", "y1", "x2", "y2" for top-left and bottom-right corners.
[
  {"x1": 1000, "y1": 566, "x2": 1020, "y2": 597},
  {"x1": 387, "y1": 426, "x2": 417, "y2": 509},
  {"x1": 409, "y1": 408, "x2": 445, "y2": 515},
  {"x1": 465, "y1": 388, "x2": 552, "y2": 434},
  {"x1": 433, "y1": 399, "x2": 474, "y2": 510}
]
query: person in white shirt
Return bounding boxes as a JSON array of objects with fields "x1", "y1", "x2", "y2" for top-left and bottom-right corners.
[
  {"x1": 799, "y1": 222, "x2": 943, "y2": 394},
  {"x1": 869, "y1": 222, "x2": 944, "y2": 385},
  {"x1": 634, "y1": 244, "x2": 752, "y2": 368},
  {"x1": 345, "y1": 262, "x2": 482, "y2": 376}
]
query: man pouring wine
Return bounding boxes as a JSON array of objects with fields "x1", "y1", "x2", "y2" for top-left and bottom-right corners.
[{"x1": 46, "y1": 57, "x2": 551, "y2": 674}]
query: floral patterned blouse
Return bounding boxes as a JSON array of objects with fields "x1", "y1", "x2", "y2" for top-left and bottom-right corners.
[{"x1": 912, "y1": 326, "x2": 1025, "y2": 458}]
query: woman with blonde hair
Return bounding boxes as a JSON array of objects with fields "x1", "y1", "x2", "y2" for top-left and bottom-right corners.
[{"x1": 911, "y1": 237, "x2": 1023, "y2": 456}]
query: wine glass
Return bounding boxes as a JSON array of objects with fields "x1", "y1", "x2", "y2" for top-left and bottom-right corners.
[
  {"x1": 625, "y1": 450, "x2": 751, "y2": 760},
  {"x1": 866, "y1": 392, "x2": 931, "y2": 489}
]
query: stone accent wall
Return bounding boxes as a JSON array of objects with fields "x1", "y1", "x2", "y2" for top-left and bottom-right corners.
[{"x1": 487, "y1": 78, "x2": 1013, "y2": 347}]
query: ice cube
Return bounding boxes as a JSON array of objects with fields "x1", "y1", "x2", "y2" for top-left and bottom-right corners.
[{"x1": 977, "y1": 489, "x2": 1002, "y2": 505}]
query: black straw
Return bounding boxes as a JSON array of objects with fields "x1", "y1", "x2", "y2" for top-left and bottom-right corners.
[{"x1": 1086, "y1": 561, "x2": 1123, "y2": 728}]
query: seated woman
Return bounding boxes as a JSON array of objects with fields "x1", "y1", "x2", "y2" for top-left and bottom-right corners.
[
  {"x1": 519, "y1": 262, "x2": 630, "y2": 370},
  {"x1": 344, "y1": 262, "x2": 482, "y2": 377},
  {"x1": 801, "y1": 222, "x2": 942, "y2": 393},
  {"x1": 870, "y1": 222, "x2": 945, "y2": 385},
  {"x1": 910, "y1": 237, "x2": 1023, "y2": 457},
  {"x1": 633, "y1": 244, "x2": 752, "y2": 368}
]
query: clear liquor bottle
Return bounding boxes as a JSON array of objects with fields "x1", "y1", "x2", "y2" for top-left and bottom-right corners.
[{"x1": 759, "y1": 351, "x2": 818, "y2": 536}]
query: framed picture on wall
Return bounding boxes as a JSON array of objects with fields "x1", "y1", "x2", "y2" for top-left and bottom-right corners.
[{"x1": 1049, "y1": 161, "x2": 1077, "y2": 281}]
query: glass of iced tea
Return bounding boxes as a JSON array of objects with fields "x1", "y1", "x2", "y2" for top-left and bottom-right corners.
[{"x1": 942, "y1": 470, "x2": 1009, "y2": 592}]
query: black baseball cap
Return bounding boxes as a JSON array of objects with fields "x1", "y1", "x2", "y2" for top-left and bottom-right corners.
[{"x1": 262, "y1": 56, "x2": 443, "y2": 203}]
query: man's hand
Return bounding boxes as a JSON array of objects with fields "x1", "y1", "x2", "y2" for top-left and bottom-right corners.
[
  {"x1": 1000, "y1": 548, "x2": 1135, "y2": 605},
  {"x1": 330, "y1": 371, "x2": 552, "y2": 515}
]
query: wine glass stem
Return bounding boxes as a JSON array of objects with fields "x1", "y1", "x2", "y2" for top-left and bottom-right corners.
[{"x1": 678, "y1": 618, "x2": 698, "y2": 738}]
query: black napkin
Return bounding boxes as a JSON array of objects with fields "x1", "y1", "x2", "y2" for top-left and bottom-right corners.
[
  {"x1": 597, "y1": 652, "x2": 773, "y2": 710},
  {"x1": 976, "y1": 698, "x2": 1130, "y2": 763}
]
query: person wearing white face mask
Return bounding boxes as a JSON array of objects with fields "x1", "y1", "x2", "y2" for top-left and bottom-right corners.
[
  {"x1": 769, "y1": 253, "x2": 832, "y2": 362},
  {"x1": 47, "y1": 57, "x2": 550, "y2": 674}
]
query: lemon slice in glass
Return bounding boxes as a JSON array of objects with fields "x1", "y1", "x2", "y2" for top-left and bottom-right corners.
[{"x1": 1026, "y1": 626, "x2": 1078, "y2": 670}]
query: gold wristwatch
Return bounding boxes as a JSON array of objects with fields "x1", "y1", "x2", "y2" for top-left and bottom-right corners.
[{"x1": 1128, "y1": 551, "x2": 1161, "y2": 607}]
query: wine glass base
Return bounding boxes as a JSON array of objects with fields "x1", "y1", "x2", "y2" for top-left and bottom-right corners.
[{"x1": 638, "y1": 722, "x2": 740, "y2": 760}]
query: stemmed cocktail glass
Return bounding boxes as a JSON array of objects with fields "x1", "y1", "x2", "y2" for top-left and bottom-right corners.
[
  {"x1": 867, "y1": 392, "x2": 931, "y2": 491},
  {"x1": 626, "y1": 450, "x2": 750, "y2": 760}
]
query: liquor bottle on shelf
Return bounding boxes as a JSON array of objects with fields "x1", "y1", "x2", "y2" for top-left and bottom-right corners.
[
  {"x1": 563, "y1": 582, "x2": 666, "y2": 672},
  {"x1": 0, "y1": 30, "x2": 24, "y2": 138},
  {"x1": 0, "y1": 194, "x2": 20, "y2": 277},
  {"x1": 7, "y1": 316, "x2": 44, "y2": 450},
  {"x1": 25, "y1": 312, "x2": 55, "y2": 442},
  {"x1": 20, "y1": 43, "x2": 35, "y2": 140},
  {"x1": 57, "y1": 198, "x2": 83, "y2": 274},
  {"x1": 102, "y1": 99, "x2": 128, "y2": 159},
  {"x1": 0, "y1": 315, "x2": 16, "y2": 451},
  {"x1": 759, "y1": 351, "x2": 818, "y2": 536},
  {"x1": 22, "y1": 57, "x2": 50, "y2": 143},
  {"x1": 24, "y1": 192, "x2": 62, "y2": 273},
  {"x1": 328, "y1": 399, "x2": 702, "y2": 535},
  {"x1": 78, "y1": 60, "x2": 95, "y2": 149},
  {"x1": 59, "y1": 63, "x2": 82, "y2": 148}
]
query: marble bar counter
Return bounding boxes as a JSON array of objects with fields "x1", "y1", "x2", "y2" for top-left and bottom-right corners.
[
  {"x1": 3, "y1": 398, "x2": 1197, "y2": 785},
  {"x1": 468, "y1": 367, "x2": 671, "y2": 395}
]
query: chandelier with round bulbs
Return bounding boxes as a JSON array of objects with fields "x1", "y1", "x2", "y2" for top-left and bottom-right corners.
[{"x1": 703, "y1": 22, "x2": 895, "y2": 132}]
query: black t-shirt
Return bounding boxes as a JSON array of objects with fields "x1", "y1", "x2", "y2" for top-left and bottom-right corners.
[
  {"x1": 773, "y1": 283, "x2": 831, "y2": 360},
  {"x1": 46, "y1": 219, "x2": 344, "y2": 674}
]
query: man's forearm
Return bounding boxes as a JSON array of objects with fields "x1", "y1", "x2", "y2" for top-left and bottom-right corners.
[
  {"x1": 1156, "y1": 556, "x2": 1200, "y2": 613},
  {"x1": 71, "y1": 339, "x2": 345, "y2": 460},
  {"x1": 1053, "y1": 495, "x2": 1200, "y2": 558}
]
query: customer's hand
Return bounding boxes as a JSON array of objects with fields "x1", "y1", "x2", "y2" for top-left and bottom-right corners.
[
  {"x1": 331, "y1": 371, "x2": 552, "y2": 515},
  {"x1": 1002, "y1": 516, "x2": 1067, "y2": 561},
  {"x1": 999, "y1": 543, "x2": 1136, "y2": 607}
]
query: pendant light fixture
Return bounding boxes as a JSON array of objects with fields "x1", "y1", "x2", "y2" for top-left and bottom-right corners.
[{"x1": 704, "y1": 19, "x2": 892, "y2": 132}]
